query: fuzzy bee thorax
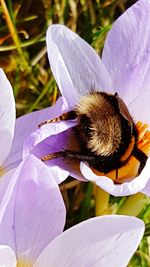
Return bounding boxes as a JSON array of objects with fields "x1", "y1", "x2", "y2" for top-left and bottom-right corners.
[{"x1": 75, "y1": 92, "x2": 122, "y2": 156}]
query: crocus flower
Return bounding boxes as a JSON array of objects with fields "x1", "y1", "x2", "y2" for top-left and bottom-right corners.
[
  {"x1": 0, "y1": 154, "x2": 66, "y2": 266},
  {"x1": 23, "y1": 0, "x2": 150, "y2": 196},
  {"x1": 0, "y1": 68, "x2": 69, "y2": 183},
  {"x1": 0, "y1": 161, "x2": 145, "y2": 267},
  {"x1": 0, "y1": 69, "x2": 15, "y2": 175}
]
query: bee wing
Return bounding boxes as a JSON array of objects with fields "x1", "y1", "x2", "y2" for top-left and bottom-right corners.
[{"x1": 115, "y1": 93, "x2": 133, "y2": 132}]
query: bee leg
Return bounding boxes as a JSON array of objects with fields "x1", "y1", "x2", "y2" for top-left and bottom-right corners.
[
  {"x1": 114, "y1": 169, "x2": 122, "y2": 184},
  {"x1": 38, "y1": 111, "x2": 77, "y2": 127},
  {"x1": 116, "y1": 169, "x2": 118, "y2": 180},
  {"x1": 41, "y1": 151, "x2": 66, "y2": 161},
  {"x1": 41, "y1": 150, "x2": 95, "y2": 162},
  {"x1": 132, "y1": 147, "x2": 148, "y2": 175}
]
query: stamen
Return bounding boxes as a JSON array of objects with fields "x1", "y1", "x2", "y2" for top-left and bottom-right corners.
[
  {"x1": 0, "y1": 166, "x2": 6, "y2": 177},
  {"x1": 136, "y1": 121, "x2": 150, "y2": 155},
  {"x1": 17, "y1": 259, "x2": 33, "y2": 267}
]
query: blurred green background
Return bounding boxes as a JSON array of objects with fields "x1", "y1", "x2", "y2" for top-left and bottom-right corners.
[
  {"x1": 1, "y1": 1, "x2": 150, "y2": 266},
  {"x1": 0, "y1": 0, "x2": 135, "y2": 117}
]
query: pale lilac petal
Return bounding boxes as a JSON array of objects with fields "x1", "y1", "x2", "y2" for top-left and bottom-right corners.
[
  {"x1": 141, "y1": 180, "x2": 150, "y2": 196},
  {"x1": 48, "y1": 165, "x2": 69, "y2": 184},
  {"x1": 22, "y1": 107, "x2": 81, "y2": 183},
  {"x1": 35, "y1": 215, "x2": 144, "y2": 267},
  {"x1": 0, "y1": 155, "x2": 66, "y2": 263},
  {"x1": 141, "y1": 171, "x2": 150, "y2": 196},
  {"x1": 102, "y1": 0, "x2": 150, "y2": 104},
  {"x1": 0, "y1": 169, "x2": 16, "y2": 223},
  {"x1": 128, "y1": 92, "x2": 150, "y2": 126},
  {"x1": 23, "y1": 120, "x2": 76, "y2": 159},
  {"x1": 24, "y1": 126, "x2": 86, "y2": 183},
  {"x1": 80, "y1": 158, "x2": 150, "y2": 196},
  {"x1": 4, "y1": 96, "x2": 68, "y2": 171},
  {"x1": 46, "y1": 24, "x2": 112, "y2": 108},
  {"x1": 0, "y1": 245, "x2": 16, "y2": 267},
  {"x1": 0, "y1": 69, "x2": 16, "y2": 164}
]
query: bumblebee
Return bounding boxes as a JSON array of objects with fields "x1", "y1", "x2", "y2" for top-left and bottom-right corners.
[{"x1": 39, "y1": 91, "x2": 148, "y2": 178}]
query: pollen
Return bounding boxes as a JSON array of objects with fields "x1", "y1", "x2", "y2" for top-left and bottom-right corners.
[
  {"x1": 136, "y1": 121, "x2": 150, "y2": 156},
  {"x1": 0, "y1": 166, "x2": 6, "y2": 177},
  {"x1": 92, "y1": 121, "x2": 150, "y2": 184},
  {"x1": 17, "y1": 260, "x2": 33, "y2": 267}
]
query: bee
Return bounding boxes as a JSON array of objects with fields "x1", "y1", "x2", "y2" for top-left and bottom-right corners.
[{"x1": 39, "y1": 91, "x2": 148, "y2": 178}]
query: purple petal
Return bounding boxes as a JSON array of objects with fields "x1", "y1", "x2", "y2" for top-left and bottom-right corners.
[
  {"x1": 23, "y1": 120, "x2": 76, "y2": 159},
  {"x1": 80, "y1": 158, "x2": 150, "y2": 196},
  {"x1": 22, "y1": 103, "x2": 85, "y2": 182},
  {"x1": 46, "y1": 24, "x2": 112, "y2": 108},
  {"x1": 102, "y1": 0, "x2": 150, "y2": 105},
  {"x1": 24, "y1": 124, "x2": 86, "y2": 183},
  {"x1": 0, "y1": 69, "x2": 15, "y2": 165},
  {"x1": 0, "y1": 155, "x2": 66, "y2": 263},
  {"x1": 0, "y1": 169, "x2": 16, "y2": 223},
  {"x1": 35, "y1": 215, "x2": 144, "y2": 267},
  {"x1": 0, "y1": 245, "x2": 16, "y2": 267},
  {"x1": 128, "y1": 92, "x2": 150, "y2": 126},
  {"x1": 141, "y1": 172, "x2": 150, "y2": 196},
  {"x1": 142, "y1": 180, "x2": 150, "y2": 196},
  {"x1": 4, "y1": 96, "x2": 68, "y2": 171}
]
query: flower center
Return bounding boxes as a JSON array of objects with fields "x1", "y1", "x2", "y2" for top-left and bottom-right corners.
[
  {"x1": 92, "y1": 121, "x2": 150, "y2": 183},
  {"x1": 17, "y1": 260, "x2": 33, "y2": 267},
  {"x1": 0, "y1": 166, "x2": 5, "y2": 177}
]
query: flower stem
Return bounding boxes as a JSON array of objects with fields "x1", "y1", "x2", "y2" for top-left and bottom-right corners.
[
  {"x1": 95, "y1": 186, "x2": 110, "y2": 216},
  {"x1": 88, "y1": 0, "x2": 96, "y2": 26},
  {"x1": 0, "y1": 36, "x2": 45, "y2": 52},
  {"x1": 117, "y1": 193, "x2": 146, "y2": 216},
  {"x1": 0, "y1": 0, "x2": 30, "y2": 72},
  {"x1": 134, "y1": 250, "x2": 150, "y2": 266},
  {"x1": 27, "y1": 78, "x2": 54, "y2": 112}
]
